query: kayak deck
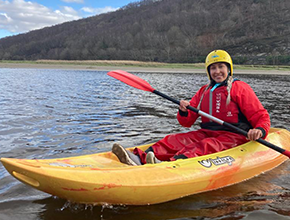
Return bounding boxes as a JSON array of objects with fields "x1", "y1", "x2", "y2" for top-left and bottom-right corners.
[{"x1": 1, "y1": 128, "x2": 290, "y2": 205}]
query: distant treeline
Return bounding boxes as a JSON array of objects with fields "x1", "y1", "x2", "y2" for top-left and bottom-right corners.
[{"x1": 0, "y1": 0, "x2": 290, "y2": 65}]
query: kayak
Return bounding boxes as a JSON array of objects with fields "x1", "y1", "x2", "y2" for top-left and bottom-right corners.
[{"x1": 1, "y1": 128, "x2": 290, "y2": 205}]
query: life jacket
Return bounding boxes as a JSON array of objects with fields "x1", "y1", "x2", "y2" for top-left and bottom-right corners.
[
  {"x1": 198, "y1": 80, "x2": 252, "y2": 132},
  {"x1": 177, "y1": 79, "x2": 270, "y2": 136}
]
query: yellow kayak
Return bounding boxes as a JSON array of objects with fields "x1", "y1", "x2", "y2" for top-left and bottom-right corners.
[{"x1": 1, "y1": 128, "x2": 290, "y2": 205}]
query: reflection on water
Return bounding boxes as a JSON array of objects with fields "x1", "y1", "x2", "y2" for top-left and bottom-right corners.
[{"x1": 0, "y1": 69, "x2": 289, "y2": 220}]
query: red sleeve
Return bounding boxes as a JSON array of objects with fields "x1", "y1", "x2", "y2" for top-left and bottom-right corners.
[
  {"x1": 232, "y1": 81, "x2": 271, "y2": 137},
  {"x1": 177, "y1": 85, "x2": 208, "y2": 128}
]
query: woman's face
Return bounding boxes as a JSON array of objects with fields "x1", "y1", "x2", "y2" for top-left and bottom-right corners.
[{"x1": 209, "y1": 63, "x2": 229, "y2": 83}]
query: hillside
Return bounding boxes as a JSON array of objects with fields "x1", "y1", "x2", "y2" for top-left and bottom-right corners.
[{"x1": 0, "y1": 0, "x2": 290, "y2": 65}]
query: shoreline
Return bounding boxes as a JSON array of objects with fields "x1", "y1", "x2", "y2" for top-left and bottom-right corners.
[{"x1": 0, "y1": 62, "x2": 289, "y2": 75}]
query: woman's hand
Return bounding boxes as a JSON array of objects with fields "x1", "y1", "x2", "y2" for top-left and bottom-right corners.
[
  {"x1": 179, "y1": 100, "x2": 190, "y2": 112},
  {"x1": 247, "y1": 129, "x2": 263, "y2": 140}
]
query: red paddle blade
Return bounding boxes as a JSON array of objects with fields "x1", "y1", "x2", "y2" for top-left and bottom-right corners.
[{"x1": 107, "y1": 70, "x2": 155, "y2": 92}]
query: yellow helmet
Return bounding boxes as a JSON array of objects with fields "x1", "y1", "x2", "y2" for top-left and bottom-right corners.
[{"x1": 205, "y1": 50, "x2": 233, "y2": 79}]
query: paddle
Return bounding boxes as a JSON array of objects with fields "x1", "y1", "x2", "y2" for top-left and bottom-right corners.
[{"x1": 107, "y1": 70, "x2": 290, "y2": 158}]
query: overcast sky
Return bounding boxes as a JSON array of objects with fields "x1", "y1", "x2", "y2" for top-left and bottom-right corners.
[{"x1": 0, "y1": 0, "x2": 138, "y2": 39}]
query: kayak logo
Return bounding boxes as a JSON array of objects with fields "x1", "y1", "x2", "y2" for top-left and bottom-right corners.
[{"x1": 198, "y1": 156, "x2": 235, "y2": 168}]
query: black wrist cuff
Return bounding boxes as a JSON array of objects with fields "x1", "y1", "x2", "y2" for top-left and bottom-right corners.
[
  {"x1": 179, "y1": 109, "x2": 188, "y2": 117},
  {"x1": 256, "y1": 127, "x2": 266, "y2": 138}
]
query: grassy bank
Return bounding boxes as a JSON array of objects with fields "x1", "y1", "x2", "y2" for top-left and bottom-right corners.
[{"x1": 1, "y1": 60, "x2": 290, "y2": 71}]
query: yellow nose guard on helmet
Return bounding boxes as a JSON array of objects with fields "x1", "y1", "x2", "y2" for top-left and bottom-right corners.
[{"x1": 205, "y1": 50, "x2": 233, "y2": 80}]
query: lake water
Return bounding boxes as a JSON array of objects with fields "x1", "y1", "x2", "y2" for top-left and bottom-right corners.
[{"x1": 0, "y1": 68, "x2": 289, "y2": 220}]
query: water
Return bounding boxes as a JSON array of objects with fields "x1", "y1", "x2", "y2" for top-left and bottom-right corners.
[{"x1": 0, "y1": 68, "x2": 289, "y2": 220}]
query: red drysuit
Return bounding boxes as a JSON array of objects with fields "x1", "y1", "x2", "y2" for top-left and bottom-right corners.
[{"x1": 134, "y1": 80, "x2": 271, "y2": 164}]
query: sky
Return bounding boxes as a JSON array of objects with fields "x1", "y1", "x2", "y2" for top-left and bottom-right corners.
[{"x1": 0, "y1": 0, "x2": 139, "y2": 39}]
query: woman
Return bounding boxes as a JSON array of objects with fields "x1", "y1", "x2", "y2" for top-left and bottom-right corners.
[{"x1": 112, "y1": 50, "x2": 271, "y2": 165}]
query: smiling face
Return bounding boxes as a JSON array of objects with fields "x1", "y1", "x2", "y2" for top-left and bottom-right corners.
[{"x1": 209, "y1": 62, "x2": 229, "y2": 83}]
